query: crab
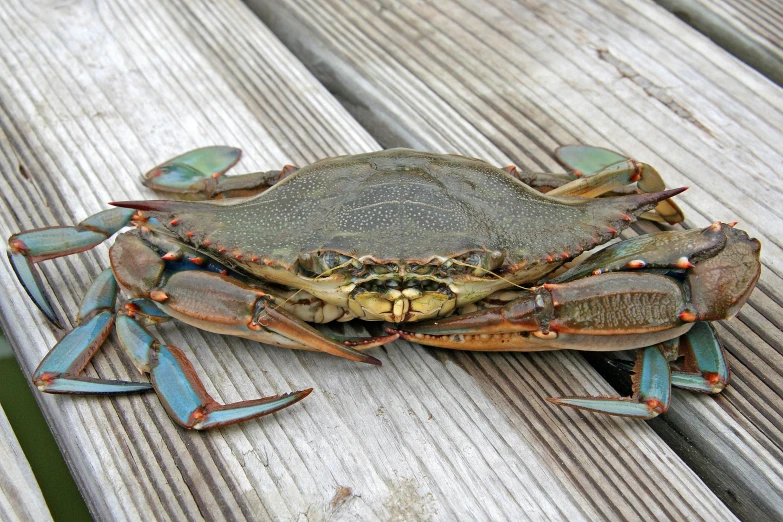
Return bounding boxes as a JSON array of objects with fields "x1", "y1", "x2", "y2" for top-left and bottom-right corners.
[{"x1": 8, "y1": 146, "x2": 760, "y2": 429}]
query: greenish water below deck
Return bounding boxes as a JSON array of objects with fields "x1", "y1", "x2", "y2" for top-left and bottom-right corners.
[{"x1": 0, "y1": 331, "x2": 92, "y2": 522}]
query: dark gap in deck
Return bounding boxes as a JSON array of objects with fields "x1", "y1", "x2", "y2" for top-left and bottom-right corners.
[{"x1": 655, "y1": 0, "x2": 783, "y2": 88}]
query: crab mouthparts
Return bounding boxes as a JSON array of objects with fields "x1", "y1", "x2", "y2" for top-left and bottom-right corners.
[{"x1": 348, "y1": 279, "x2": 456, "y2": 322}]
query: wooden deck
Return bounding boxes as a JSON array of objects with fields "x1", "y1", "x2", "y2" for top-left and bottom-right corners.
[{"x1": 0, "y1": 0, "x2": 781, "y2": 520}]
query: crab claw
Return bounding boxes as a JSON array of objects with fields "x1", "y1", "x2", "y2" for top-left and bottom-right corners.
[
  {"x1": 251, "y1": 301, "x2": 382, "y2": 366},
  {"x1": 142, "y1": 146, "x2": 241, "y2": 195},
  {"x1": 143, "y1": 269, "x2": 383, "y2": 366},
  {"x1": 328, "y1": 331, "x2": 400, "y2": 350},
  {"x1": 393, "y1": 289, "x2": 544, "y2": 337}
]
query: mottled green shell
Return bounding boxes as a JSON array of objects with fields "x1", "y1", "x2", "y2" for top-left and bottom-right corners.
[{"x1": 146, "y1": 149, "x2": 671, "y2": 267}]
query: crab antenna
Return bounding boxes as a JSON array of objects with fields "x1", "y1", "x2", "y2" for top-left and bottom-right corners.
[{"x1": 447, "y1": 259, "x2": 532, "y2": 292}]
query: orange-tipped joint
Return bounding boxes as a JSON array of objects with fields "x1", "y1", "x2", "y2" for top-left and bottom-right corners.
[
  {"x1": 645, "y1": 398, "x2": 667, "y2": 415},
  {"x1": 675, "y1": 257, "x2": 695, "y2": 269},
  {"x1": 679, "y1": 310, "x2": 697, "y2": 322}
]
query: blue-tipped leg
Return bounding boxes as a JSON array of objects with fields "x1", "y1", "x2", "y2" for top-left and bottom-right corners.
[
  {"x1": 116, "y1": 311, "x2": 312, "y2": 430},
  {"x1": 8, "y1": 251, "x2": 60, "y2": 328},
  {"x1": 33, "y1": 271, "x2": 153, "y2": 395},
  {"x1": 672, "y1": 322, "x2": 730, "y2": 393},
  {"x1": 8, "y1": 207, "x2": 136, "y2": 328},
  {"x1": 115, "y1": 313, "x2": 156, "y2": 373},
  {"x1": 144, "y1": 146, "x2": 242, "y2": 190},
  {"x1": 554, "y1": 145, "x2": 684, "y2": 223},
  {"x1": 555, "y1": 145, "x2": 627, "y2": 175},
  {"x1": 35, "y1": 311, "x2": 114, "y2": 379},
  {"x1": 9, "y1": 208, "x2": 136, "y2": 262},
  {"x1": 77, "y1": 269, "x2": 117, "y2": 321},
  {"x1": 549, "y1": 345, "x2": 671, "y2": 419},
  {"x1": 148, "y1": 344, "x2": 311, "y2": 429},
  {"x1": 30, "y1": 270, "x2": 311, "y2": 428}
]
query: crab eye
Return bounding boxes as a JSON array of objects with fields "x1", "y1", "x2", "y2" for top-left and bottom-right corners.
[
  {"x1": 322, "y1": 252, "x2": 340, "y2": 268},
  {"x1": 465, "y1": 254, "x2": 482, "y2": 268},
  {"x1": 488, "y1": 251, "x2": 505, "y2": 270}
]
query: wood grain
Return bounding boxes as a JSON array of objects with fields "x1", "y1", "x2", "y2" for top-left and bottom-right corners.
[
  {"x1": 0, "y1": 0, "x2": 767, "y2": 520},
  {"x1": 656, "y1": 0, "x2": 783, "y2": 87},
  {"x1": 0, "y1": 403, "x2": 53, "y2": 522},
  {"x1": 247, "y1": 0, "x2": 783, "y2": 519}
]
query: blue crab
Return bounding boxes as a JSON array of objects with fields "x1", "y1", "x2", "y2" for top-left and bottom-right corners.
[{"x1": 8, "y1": 146, "x2": 760, "y2": 429}]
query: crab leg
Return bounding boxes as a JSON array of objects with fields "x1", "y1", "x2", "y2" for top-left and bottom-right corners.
[
  {"x1": 395, "y1": 273, "x2": 695, "y2": 351},
  {"x1": 671, "y1": 322, "x2": 730, "y2": 393},
  {"x1": 29, "y1": 266, "x2": 310, "y2": 427},
  {"x1": 142, "y1": 146, "x2": 297, "y2": 199},
  {"x1": 394, "y1": 224, "x2": 759, "y2": 418},
  {"x1": 507, "y1": 145, "x2": 683, "y2": 223},
  {"x1": 113, "y1": 315, "x2": 310, "y2": 429},
  {"x1": 146, "y1": 270, "x2": 380, "y2": 365},
  {"x1": 395, "y1": 224, "x2": 759, "y2": 351},
  {"x1": 606, "y1": 322, "x2": 730, "y2": 394},
  {"x1": 549, "y1": 161, "x2": 682, "y2": 224},
  {"x1": 549, "y1": 344, "x2": 671, "y2": 418},
  {"x1": 8, "y1": 207, "x2": 136, "y2": 327},
  {"x1": 32, "y1": 269, "x2": 153, "y2": 394}
]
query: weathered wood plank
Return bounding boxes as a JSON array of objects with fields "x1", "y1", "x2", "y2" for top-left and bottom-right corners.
[
  {"x1": 246, "y1": 0, "x2": 783, "y2": 519},
  {"x1": 0, "y1": 403, "x2": 53, "y2": 522},
  {"x1": 656, "y1": 0, "x2": 783, "y2": 88},
  {"x1": 0, "y1": 1, "x2": 757, "y2": 521}
]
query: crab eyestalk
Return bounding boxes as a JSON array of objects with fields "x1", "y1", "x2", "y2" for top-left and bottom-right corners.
[
  {"x1": 454, "y1": 250, "x2": 506, "y2": 276},
  {"x1": 297, "y1": 251, "x2": 360, "y2": 276}
]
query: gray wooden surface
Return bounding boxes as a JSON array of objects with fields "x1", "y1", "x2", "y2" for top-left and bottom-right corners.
[
  {"x1": 656, "y1": 0, "x2": 783, "y2": 87},
  {"x1": 248, "y1": 0, "x2": 783, "y2": 519},
  {"x1": 0, "y1": 0, "x2": 780, "y2": 520},
  {"x1": 0, "y1": 403, "x2": 53, "y2": 522}
]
